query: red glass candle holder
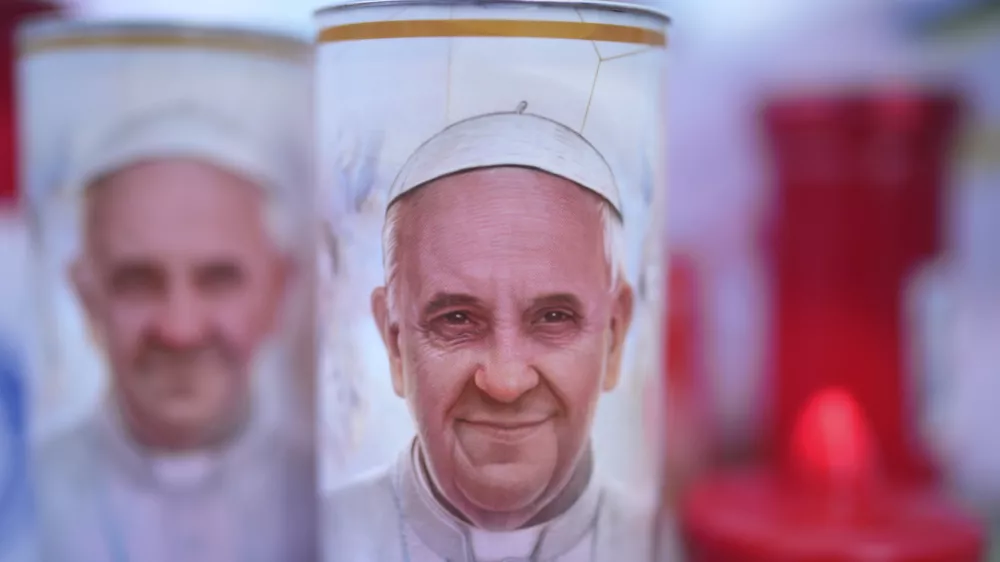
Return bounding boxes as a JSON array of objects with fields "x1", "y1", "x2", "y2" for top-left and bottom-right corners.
[
  {"x1": 679, "y1": 88, "x2": 984, "y2": 562},
  {"x1": 762, "y1": 89, "x2": 961, "y2": 485}
]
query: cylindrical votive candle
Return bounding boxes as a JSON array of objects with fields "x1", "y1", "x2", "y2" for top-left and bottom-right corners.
[
  {"x1": 314, "y1": 3, "x2": 670, "y2": 561},
  {"x1": 18, "y1": 20, "x2": 318, "y2": 562}
]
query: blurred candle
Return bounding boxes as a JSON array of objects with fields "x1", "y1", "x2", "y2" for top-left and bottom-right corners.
[
  {"x1": 682, "y1": 387, "x2": 984, "y2": 561},
  {"x1": 763, "y1": 90, "x2": 961, "y2": 484},
  {"x1": 662, "y1": 253, "x2": 709, "y2": 505},
  {"x1": 679, "y1": 88, "x2": 985, "y2": 562},
  {"x1": 0, "y1": 3, "x2": 63, "y2": 561}
]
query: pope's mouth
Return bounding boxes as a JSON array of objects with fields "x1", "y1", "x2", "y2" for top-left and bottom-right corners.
[{"x1": 456, "y1": 418, "x2": 552, "y2": 443}]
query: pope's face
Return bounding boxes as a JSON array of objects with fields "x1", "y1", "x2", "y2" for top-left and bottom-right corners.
[
  {"x1": 372, "y1": 167, "x2": 633, "y2": 530},
  {"x1": 72, "y1": 159, "x2": 289, "y2": 449}
]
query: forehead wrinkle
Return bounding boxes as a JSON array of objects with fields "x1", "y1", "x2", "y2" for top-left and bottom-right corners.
[
  {"x1": 390, "y1": 168, "x2": 611, "y2": 309},
  {"x1": 393, "y1": 200, "x2": 486, "y2": 312}
]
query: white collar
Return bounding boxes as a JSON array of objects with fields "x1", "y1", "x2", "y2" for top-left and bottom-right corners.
[
  {"x1": 394, "y1": 438, "x2": 602, "y2": 562},
  {"x1": 93, "y1": 399, "x2": 271, "y2": 491},
  {"x1": 468, "y1": 526, "x2": 543, "y2": 561}
]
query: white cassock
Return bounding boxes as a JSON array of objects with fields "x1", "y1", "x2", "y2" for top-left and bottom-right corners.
[
  {"x1": 324, "y1": 108, "x2": 657, "y2": 562},
  {"x1": 324, "y1": 439, "x2": 656, "y2": 562},
  {"x1": 34, "y1": 403, "x2": 316, "y2": 562}
]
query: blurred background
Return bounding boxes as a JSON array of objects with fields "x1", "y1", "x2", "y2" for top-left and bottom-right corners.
[{"x1": 2, "y1": 0, "x2": 1000, "y2": 560}]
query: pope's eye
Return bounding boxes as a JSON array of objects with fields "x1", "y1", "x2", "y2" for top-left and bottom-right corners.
[
  {"x1": 542, "y1": 310, "x2": 572, "y2": 323},
  {"x1": 442, "y1": 311, "x2": 471, "y2": 324},
  {"x1": 428, "y1": 311, "x2": 485, "y2": 343}
]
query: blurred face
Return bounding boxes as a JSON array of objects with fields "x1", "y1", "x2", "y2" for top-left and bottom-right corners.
[
  {"x1": 372, "y1": 167, "x2": 633, "y2": 530},
  {"x1": 72, "y1": 159, "x2": 290, "y2": 451}
]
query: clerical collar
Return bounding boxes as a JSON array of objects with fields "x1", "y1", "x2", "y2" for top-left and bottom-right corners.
[
  {"x1": 395, "y1": 438, "x2": 603, "y2": 562},
  {"x1": 93, "y1": 399, "x2": 269, "y2": 491}
]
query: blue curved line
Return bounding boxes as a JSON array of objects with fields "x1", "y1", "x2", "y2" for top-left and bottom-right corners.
[{"x1": 0, "y1": 345, "x2": 30, "y2": 552}]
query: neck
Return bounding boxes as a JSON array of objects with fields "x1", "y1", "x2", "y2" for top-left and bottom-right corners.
[
  {"x1": 419, "y1": 443, "x2": 594, "y2": 531},
  {"x1": 113, "y1": 393, "x2": 252, "y2": 454},
  {"x1": 526, "y1": 450, "x2": 594, "y2": 527}
]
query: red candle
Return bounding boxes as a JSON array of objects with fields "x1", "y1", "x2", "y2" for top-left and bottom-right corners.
[
  {"x1": 682, "y1": 388, "x2": 984, "y2": 562},
  {"x1": 679, "y1": 89, "x2": 984, "y2": 561},
  {"x1": 762, "y1": 90, "x2": 961, "y2": 485}
]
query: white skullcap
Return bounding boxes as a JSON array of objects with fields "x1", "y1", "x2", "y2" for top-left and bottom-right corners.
[
  {"x1": 47, "y1": 27, "x2": 312, "y2": 205},
  {"x1": 387, "y1": 102, "x2": 623, "y2": 219},
  {"x1": 62, "y1": 101, "x2": 285, "y2": 199}
]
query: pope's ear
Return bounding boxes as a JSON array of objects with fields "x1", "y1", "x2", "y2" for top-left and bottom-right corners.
[
  {"x1": 69, "y1": 258, "x2": 100, "y2": 321},
  {"x1": 371, "y1": 286, "x2": 405, "y2": 398},
  {"x1": 602, "y1": 281, "x2": 634, "y2": 392},
  {"x1": 262, "y1": 253, "x2": 297, "y2": 330}
]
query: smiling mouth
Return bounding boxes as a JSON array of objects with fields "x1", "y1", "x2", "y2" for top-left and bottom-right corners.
[{"x1": 458, "y1": 418, "x2": 551, "y2": 442}]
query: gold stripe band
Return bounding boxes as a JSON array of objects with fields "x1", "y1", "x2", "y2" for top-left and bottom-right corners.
[
  {"x1": 20, "y1": 34, "x2": 310, "y2": 60},
  {"x1": 318, "y1": 19, "x2": 667, "y2": 46}
]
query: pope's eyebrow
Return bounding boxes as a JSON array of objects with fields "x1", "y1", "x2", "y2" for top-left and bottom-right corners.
[
  {"x1": 533, "y1": 293, "x2": 583, "y2": 308},
  {"x1": 423, "y1": 293, "x2": 482, "y2": 316}
]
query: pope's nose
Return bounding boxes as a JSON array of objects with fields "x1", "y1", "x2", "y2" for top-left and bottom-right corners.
[
  {"x1": 474, "y1": 358, "x2": 540, "y2": 404},
  {"x1": 152, "y1": 287, "x2": 210, "y2": 348}
]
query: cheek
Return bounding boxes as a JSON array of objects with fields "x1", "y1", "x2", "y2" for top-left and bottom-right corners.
[
  {"x1": 215, "y1": 300, "x2": 264, "y2": 348},
  {"x1": 211, "y1": 281, "x2": 280, "y2": 349},
  {"x1": 105, "y1": 302, "x2": 153, "y2": 354},
  {"x1": 538, "y1": 342, "x2": 607, "y2": 416},
  {"x1": 402, "y1": 337, "x2": 477, "y2": 427}
]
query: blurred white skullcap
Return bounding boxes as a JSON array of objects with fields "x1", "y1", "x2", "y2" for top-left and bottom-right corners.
[
  {"x1": 388, "y1": 102, "x2": 623, "y2": 219},
  {"x1": 62, "y1": 101, "x2": 285, "y2": 200},
  {"x1": 47, "y1": 26, "x2": 313, "y2": 204}
]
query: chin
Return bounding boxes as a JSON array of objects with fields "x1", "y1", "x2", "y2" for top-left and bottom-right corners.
[
  {"x1": 155, "y1": 408, "x2": 221, "y2": 435},
  {"x1": 152, "y1": 387, "x2": 237, "y2": 423},
  {"x1": 456, "y1": 465, "x2": 550, "y2": 518}
]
